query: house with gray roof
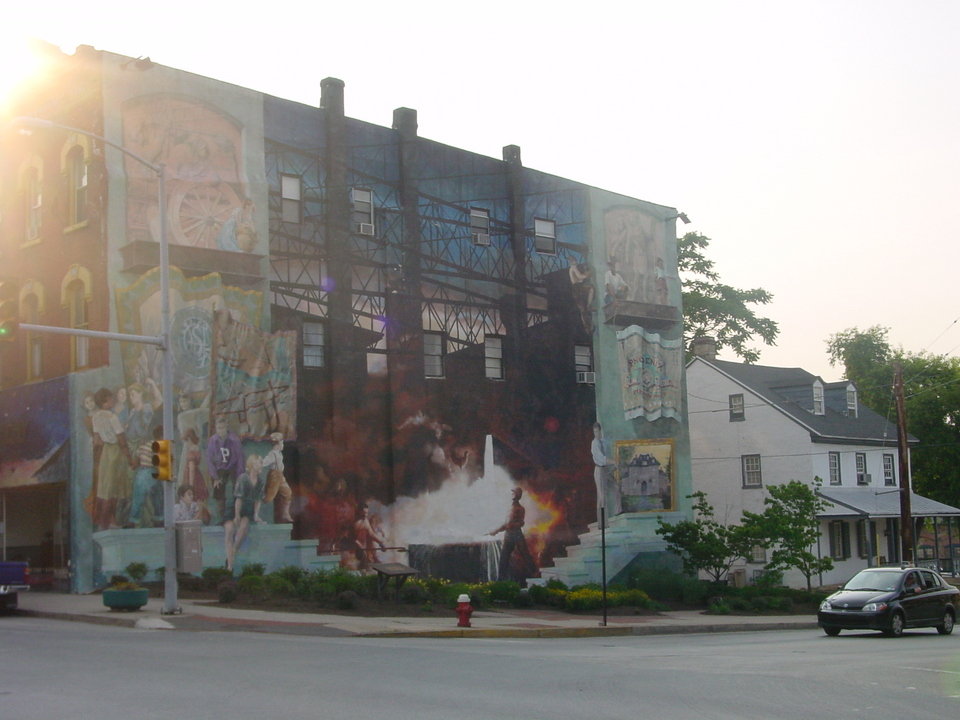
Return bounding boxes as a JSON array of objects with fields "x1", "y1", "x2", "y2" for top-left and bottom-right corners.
[{"x1": 686, "y1": 343, "x2": 960, "y2": 588}]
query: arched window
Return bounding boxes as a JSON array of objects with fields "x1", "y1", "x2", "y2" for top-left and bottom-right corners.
[
  {"x1": 66, "y1": 146, "x2": 88, "y2": 226},
  {"x1": 61, "y1": 266, "x2": 92, "y2": 371},
  {"x1": 66, "y1": 280, "x2": 89, "y2": 369}
]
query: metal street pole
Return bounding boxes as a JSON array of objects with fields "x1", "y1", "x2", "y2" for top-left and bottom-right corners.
[
  {"x1": 894, "y1": 363, "x2": 913, "y2": 566},
  {"x1": 12, "y1": 117, "x2": 179, "y2": 613}
]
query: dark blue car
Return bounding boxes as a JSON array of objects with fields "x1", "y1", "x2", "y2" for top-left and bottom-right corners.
[{"x1": 818, "y1": 566, "x2": 959, "y2": 637}]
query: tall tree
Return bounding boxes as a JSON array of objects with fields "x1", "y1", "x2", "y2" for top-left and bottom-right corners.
[
  {"x1": 826, "y1": 326, "x2": 960, "y2": 507},
  {"x1": 678, "y1": 232, "x2": 779, "y2": 362},
  {"x1": 742, "y1": 479, "x2": 833, "y2": 591}
]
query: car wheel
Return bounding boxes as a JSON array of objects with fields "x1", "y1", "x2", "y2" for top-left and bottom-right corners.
[
  {"x1": 884, "y1": 611, "x2": 905, "y2": 637},
  {"x1": 937, "y1": 609, "x2": 955, "y2": 636},
  {"x1": 823, "y1": 627, "x2": 841, "y2": 637}
]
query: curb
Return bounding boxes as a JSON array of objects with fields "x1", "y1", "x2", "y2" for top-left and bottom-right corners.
[{"x1": 17, "y1": 607, "x2": 819, "y2": 639}]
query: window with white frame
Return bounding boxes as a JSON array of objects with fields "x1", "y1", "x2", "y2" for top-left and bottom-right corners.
[
  {"x1": 829, "y1": 451, "x2": 841, "y2": 485},
  {"x1": 424, "y1": 332, "x2": 445, "y2": 378},
  {"x1": 883, "y1": 453, "x2": 896, "y2": 486},
  {"x1": 280, "y1": 175, "x2": 301, "y2": 224},
  {"x1": 533, "y1": 218, "x2": 556, "y2": 254},
  {"x1": 484, "y1": 336, "x2": 503, "y2": 379},
  {"x1": 741, "y1": 454, "x2": 762, "y2": 487},
  {"x1": 66, "y1": 146, "x2": 87, "y2": 226},
  {"x1": 729, "y1": 393, "x2": 745, "y2": 421},
  {"x1": 470, "y1": 207, "x2": 490, "y2": 245},
  {"x1": 856, "y1": 452, "x2": 868, "y2": 484},
  {"x1": 352, "y1": 188, "x2": 374, "y2": 233},
  {"x1": 829, "y1": 520, "x2": 851, "y2": 560},
  {"x1": 749, "y1": 545, "x2": 766, "y2": 564},
  {"x1": 813, "y1": 381, "x2": 824, "y2": 415},
  {"x1": 302, "y1": 321, "x2": 325, "y2": 368}
]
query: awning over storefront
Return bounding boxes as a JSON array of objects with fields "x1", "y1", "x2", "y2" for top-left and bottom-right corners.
[{"x1": 817, "y1": 487, "x2": 960, "y2": 519}]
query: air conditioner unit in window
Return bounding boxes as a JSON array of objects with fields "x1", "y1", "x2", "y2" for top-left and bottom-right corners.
[
  {"x1": 472, "y1": 231, "x2": 491, "y2": 246},
  {"x1": 358, "y1": 223, "x2": 375, "y2": 236},
  {"x1": 857, "y1": 473, "x2": 872, "y2": 485},
  {"x1": 576, "y1": 371, "x2": 596, "y2": 384}
]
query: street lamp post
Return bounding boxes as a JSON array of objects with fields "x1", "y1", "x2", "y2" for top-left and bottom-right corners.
[{"x1": 12, "y1": 117, "x2": 179, "y2": 613}]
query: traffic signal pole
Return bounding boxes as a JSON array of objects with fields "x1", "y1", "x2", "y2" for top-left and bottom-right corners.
[{"x1": 10, "y1": 117, "x2": 178, "y2": 614}]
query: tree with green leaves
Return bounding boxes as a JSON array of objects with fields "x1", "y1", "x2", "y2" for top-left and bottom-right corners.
[
  {"x1": 826, "y1": 326, "x2": 960, "y2": 508},
  {"x1": 678, "y1": 231, "x2": 779, "y2": 363},
  {"x1": 742, "y1": 479, "x2": 833, "y2": 591},
  {"x1": 656, "y1": 491, "x2": 757, "y2": 583}
]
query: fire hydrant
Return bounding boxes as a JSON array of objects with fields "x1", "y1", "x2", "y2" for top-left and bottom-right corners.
[{"x1": 456, "y1": 593, "x2": 474, "y2": 627}]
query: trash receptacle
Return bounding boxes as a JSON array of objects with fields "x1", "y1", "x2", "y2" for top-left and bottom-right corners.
[{"x1": 176, "y1": 520, "x2": 203, "y2": 574}]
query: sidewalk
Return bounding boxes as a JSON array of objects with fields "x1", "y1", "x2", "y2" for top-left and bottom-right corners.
[{"x1": 15, "y1": 592, "x2": 818, "y2": 638}]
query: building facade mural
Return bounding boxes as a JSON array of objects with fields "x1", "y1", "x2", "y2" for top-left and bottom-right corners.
[{"x1": 0, "y1": 46, "x2": 693, "y2": 593}]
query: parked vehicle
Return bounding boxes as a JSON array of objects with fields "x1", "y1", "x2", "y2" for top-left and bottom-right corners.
[
  {"x1": 0, "y1": 561, "x2": 30, "y2": 612},
  {"x1": 818, "y1": 566, "x2": 959, "y2": 637}
]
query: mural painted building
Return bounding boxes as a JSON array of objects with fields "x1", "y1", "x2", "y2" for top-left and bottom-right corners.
[{"x1": 0, "y1": 44, "x2": 692, "y2": 593}]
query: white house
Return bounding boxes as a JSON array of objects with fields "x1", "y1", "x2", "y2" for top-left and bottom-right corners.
[{"x1": 686, "y1": 345, "x2": 960, "y2": 588}]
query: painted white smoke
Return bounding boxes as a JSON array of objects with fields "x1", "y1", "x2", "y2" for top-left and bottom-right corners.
[{"x1": 373, "y1": 435, "x2": 553, "y2": 547}]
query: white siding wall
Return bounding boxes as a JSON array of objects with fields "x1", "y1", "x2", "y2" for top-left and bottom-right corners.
[{"x1": 686, "y1": 359, "x2": 893, "y2": 589}]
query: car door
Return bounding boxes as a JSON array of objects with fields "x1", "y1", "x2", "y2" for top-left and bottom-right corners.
[
  {"x1": 899, "y1": 570, "x2": 926, "y2": 625},
  {"x1": 918, "y1": 570, "x2": 945, "y2": 622}
]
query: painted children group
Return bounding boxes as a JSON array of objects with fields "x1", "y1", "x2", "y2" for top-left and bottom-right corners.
[{"x1": 85, "y1": 383, "x2": 292, "y2": 572}]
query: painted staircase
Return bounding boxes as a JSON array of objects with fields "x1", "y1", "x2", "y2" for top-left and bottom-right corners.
[{"x1": 532, "y1": 511, "x2": 667, "y2": 586}]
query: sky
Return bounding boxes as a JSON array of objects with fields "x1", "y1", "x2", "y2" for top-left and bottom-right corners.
[{"x1": 2, "y1": 0, "x2": 958, "y2": 381}]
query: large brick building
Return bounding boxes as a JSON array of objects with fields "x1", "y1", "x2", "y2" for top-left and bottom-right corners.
[{"x1": 0, "y1": 44, "x2": 692, "y2": 593}]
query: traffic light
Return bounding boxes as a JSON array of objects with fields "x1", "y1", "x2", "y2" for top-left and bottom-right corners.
[
  {"x1": 151, "y1": 439, "x2": 173, "y2": 481},
  {"x1": 0, "y1": 282, "x2": 18, "y2": 343}
]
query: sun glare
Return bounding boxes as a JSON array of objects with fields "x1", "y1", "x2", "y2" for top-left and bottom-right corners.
[{"x1": 0, "y1": 34, "x2": 52, "y2": 115}]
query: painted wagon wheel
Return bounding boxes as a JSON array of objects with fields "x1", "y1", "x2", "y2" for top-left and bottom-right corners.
[{"x1": 169, "y1": 181, "x2": 241, "y2": 248}]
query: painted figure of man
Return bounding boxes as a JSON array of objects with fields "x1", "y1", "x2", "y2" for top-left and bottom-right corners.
[
  {"x1": 603, "y1": 258, "x2": 629, "y2": 305},
  {"x1": 591, "y1": 422, "x2": 620, "y2": 526},
  {"x1": 206, "y1": 416, "x2": 244, "y2": 524},
  {"x1": 261, "y1": 432, "x2": 294, "y2": 523},
  {"x1": 490, "y1": 486, "x2": 535, "y2": 583}
]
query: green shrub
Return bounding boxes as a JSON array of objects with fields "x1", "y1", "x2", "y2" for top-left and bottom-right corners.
[
  {"x1": 400, "y1": 581, "x2": 428, "y2": 605},
  {"x1": 265, "y1": 575, "x2": 296, "y2": 598},
  {"x1": 218, "y1": 580, "x2": 239, "y2": 604},
  {"x1": 706, "y1": 599, "x2": 731, "y2": 614},
  {"x1": 564, "y1": 588, "x2": 604, "y2": 612},
  {"x1": 728, "y1": 596, "x2": 751, "y2": 612},
  {"x1": 124, "y1": 562, "x2": 149, "y2": 583},
  {"x1": 202, "y1": 567, "x2": 233, "y2": 588},
  {"x1": 239, "y1": 563, "x2": 266, "y2": 578},
  {"x1": 238, "y1": 574, "x2": 266, "y2": 600},
  {"x1": 612, "y1": 588, "x2": 653, "y2": 609},
  {"x1": 336, "y1": 590, "x2": 358, "y2": 610},
  {"x1": 513, "y1": 589, "x2": 533, "y2": 608},
  {"x1": 486, "y1": 580, "x2": 522, "y2": 604},
  {"x1": 272, "y1": 566, "x2": 307, "y2": 586}
]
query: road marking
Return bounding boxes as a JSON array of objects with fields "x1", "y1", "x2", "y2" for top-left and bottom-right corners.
[{"x1": 901, "y1": 666, "x2": 960, "y2": 676}]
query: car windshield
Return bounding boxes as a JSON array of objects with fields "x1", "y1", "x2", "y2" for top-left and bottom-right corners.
[{"x1": 843, "y1": 570, "x2": 902, "y2": 592}]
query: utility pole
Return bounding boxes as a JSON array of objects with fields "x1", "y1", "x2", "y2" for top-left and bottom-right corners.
[{"x1": 893, "y1": 364, "x2": 913, "y2": 565}]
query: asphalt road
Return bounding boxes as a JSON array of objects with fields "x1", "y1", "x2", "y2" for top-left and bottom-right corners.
[{"x1": 1, "y1": 616, "x2": 958, "y2": 719}]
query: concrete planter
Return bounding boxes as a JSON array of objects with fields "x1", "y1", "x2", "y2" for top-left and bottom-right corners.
[{"x1": 102, "y1": 588, "x2": 149, "y2": 611}]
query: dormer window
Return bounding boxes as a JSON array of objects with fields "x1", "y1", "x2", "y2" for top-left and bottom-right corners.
[
  {"x1": 846, "y1": 384, "x2": 858, "y2": 417},
  {"x1": 813, "y1": 381, "x2": 824, "y2": 415}
]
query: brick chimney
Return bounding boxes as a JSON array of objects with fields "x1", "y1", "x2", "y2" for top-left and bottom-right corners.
[{"x1": 691, "y1": 336, "x2": 717, "y2": 360}]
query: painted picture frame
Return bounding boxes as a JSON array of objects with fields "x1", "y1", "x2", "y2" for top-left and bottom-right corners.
[{"x1": 614, "y1": 438, "x2": 675, "y2": 513}]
